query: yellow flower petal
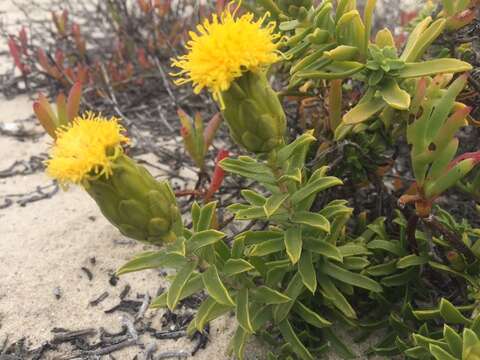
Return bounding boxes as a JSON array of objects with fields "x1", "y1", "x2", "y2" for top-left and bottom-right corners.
[
  {"x1": 46, "y1": 112, "x2": 129, "y2": 185},
  {"x1": 171, "y1": 7, "x2": 280, "y2": 99}
]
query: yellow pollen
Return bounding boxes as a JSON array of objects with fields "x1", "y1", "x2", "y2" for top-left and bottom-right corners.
[
  {"x1": 171, "y1": 5, "x2": 280, "y2": 102},
  {"x1": 46, "y1": 112, "x2": 129, "y2": 185}
]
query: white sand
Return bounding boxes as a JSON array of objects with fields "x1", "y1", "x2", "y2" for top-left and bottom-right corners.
[{"x1": 0, "y1": 94, "x2": 244, "y2": 359}]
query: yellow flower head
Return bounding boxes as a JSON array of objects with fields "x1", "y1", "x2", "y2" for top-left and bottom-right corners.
[
  {"x1": 171, "y1": 5, "x2": 280, "y2": 104},
  {"x1": 46, "y1": 112, "x2": 129, "y2": 185}
]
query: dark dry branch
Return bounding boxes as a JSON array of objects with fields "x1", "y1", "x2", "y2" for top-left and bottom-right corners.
[
  {"x1": 424, "y1": 215, "x2": 477, "y2": 264},
  {"x1": 0, "y1": 181, "x2": 59, "y2": 210},
  {"x1": 89, "y1": 291, "x2": 109, "y2": 306},
  {"x1": 52, "y1": 328, "x2": 96, "y2": 344},
  {"x1": 0, "y1": 155, "x2": 47, "y2": 179}
]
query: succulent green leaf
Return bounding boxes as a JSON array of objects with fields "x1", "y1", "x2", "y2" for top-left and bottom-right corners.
[
  {"x1": 367, "y1": 239, "x2": 405, "y2": 256},
  {"x1": 378, "y1": 78, "x2": 411, "y2": 110},
  {"x1": 429, "y1": 344, "x2": 457, "y2": 360},
  {"x1": 230, "y1": 326, "x2": 249, "y2": 360},
  {"x1": 463, "y1": 328, "x2": 480, "y2": 354},
  {"x1": 401, "y1": 18, "x2": 446, "y2": 62},
  {"x1": 439, "y1": 298, "x2": 472, "y2": 325},
  {"x1": 443, "y1": 325, "x2": 463, "y2": 358},
  {"x1": 220, "y1": 157, "x2": 276, "y2": 184},
  {"x1": 343, "y1": 93, "x2": 385, "y2": 124},
  {"x1": 397, "y1": 59, "x2": 472, "y2": 79}
]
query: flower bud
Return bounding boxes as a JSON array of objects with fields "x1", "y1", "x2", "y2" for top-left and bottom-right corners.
[
  {"x1": 222, "y1": 71, "x2": 286, "y2": 153},
  {"x1": 85, "y1": 154, "x2": 180, "y2": 244},
  {"x1": 45, "y1": 112, "x2": 181, "y2": 245}
]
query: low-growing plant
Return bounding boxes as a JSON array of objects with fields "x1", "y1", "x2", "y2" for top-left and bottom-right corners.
[{"x1": 29, "y1": 0, "x2": 480, "y2": 359}]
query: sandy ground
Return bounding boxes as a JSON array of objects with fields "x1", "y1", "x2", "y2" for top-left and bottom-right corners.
[{"x1": 0, "y1": 95, "x2": 245, "y2": 359}]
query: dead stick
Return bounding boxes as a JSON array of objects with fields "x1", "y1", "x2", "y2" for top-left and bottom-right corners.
[{"x1": 423, "y1": 216, "x2": 477, "y2": 264}]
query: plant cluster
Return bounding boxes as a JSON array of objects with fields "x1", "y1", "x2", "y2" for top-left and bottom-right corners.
[{"x1": 27, "y1": 0, "x2": 480, "y2": 359}]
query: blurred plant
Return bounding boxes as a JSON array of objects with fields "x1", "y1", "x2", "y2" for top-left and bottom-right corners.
[
  {"x1": 439, "y1": 0, "x2": 479, "y2": 31},
  {"x1": 178, "y1": 110, "x2": 222, "y2": 170},
  {"x1": 7, "y1": 27, "x2": 31, "y2": 78},
  {"x1": 400, "y1": 74, "x2": 478, "y2": 217}
]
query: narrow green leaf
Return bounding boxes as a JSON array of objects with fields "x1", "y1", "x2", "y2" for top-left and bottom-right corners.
[
  {"x1": 273, "y1": 273, "x2": 304, "y2": 323},
  {"x1": 116, "y1": 251, "x2": 186, "y2": 275},
  {"x1": 203, "y1": 265, "x2": 235, "y2": 306},
  {"x1": 230, "y1": 326, "x2": 249, "y2": 360},
  {"x1": 284, "y1": 227, "x2": 302, "y2": 264},
  {"x1": 189, "y1": 230, "x2": 225, "y2": 252},
  {"x1": 323, "y1": 328, "x2": 357, "y2": 359},
  {"x1": 236, "y1": 289, "x2": 254, "y2": 333},
  {"x1": 264, "y1": 193, "x2": 289, "y2": 218},
  {"x1": 278, "y1": 319, "x2": 314, "y2": 360},
  {"x1": 223, "y1": 258, "x2": 254, "y2": 276},
  {"x1": 292, "y1": 211, "x2": 330, "y2": 233},
  {"x1": 294, "y1": 302, "x2": 332, "y2": 328},
  {"x1": 195, "y1": 297, "x2": 232, "y2": 332},
  {"x1": 318, "y1": 260, "x2": 382, "y2": 292},
  {"x1": 366, "y1": 260, "x2": 398, "y2": 276},
  {"x1": 397, "y1": 59, "x2": 472, "y2": 78},
  {"x1": 439, "y1": 298, "x2": 472, "y2": 325},
  {"x1": 277, "y1": 131, "x2": 316, "y2": 164},
  {"x1": 396, "y1": 254, "x2": 429, "y2": 269},
  {"x1": 463, "y1": 328, "x2": 480, "y2": 354},
  {"x1": 249, "y1": 238, "x2": 285, "y2": 256},
  {"x1": 303, "y1": 238, "x2": 343, "y2": 261},
  {"x1": 428, "y1": 344, "x2": 457, "y2": 360},
  {"x1": 381, "y1": 268, "x2": 417, "y2": 287},
  {"x1": 167, "y1": 259, "x2": 198, "y2": 310},
  {"x1": 298, "y1": 251, "x2": 317, "y2": 293},
  {"x1": 318, "y1": 274, "x2": 356, "y2": 318},
  {"x1": 196, "y1": 201, "x2": 217, "y2": 232},
  {"x1": 150, "y1": 274, "x2": 203, "y2": 309},
  {"x1": 290, "y1": 177, "x2": 343, "y2": 204},
  {"x1": 343, "y1": 94, "x2": 385, "y2": 124},
  {"x1": 241, "y1": 190, "x2": 266, "y2": 206},
  {"x1": 252, "y1": 286, "x2": 292, "y2": 304},
  {"x1": 367, "y1": 240, "x2": 405, "y2": 256}
]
